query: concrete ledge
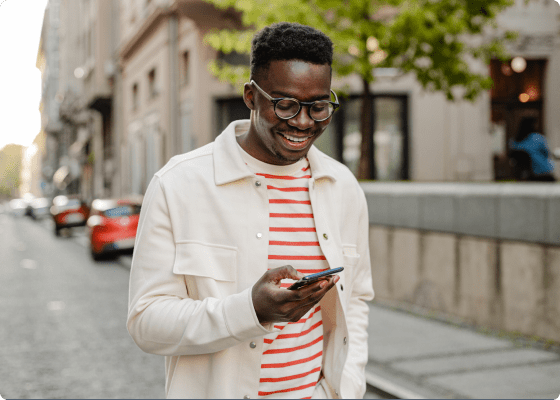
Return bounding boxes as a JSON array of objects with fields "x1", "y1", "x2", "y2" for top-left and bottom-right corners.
[{"x1": 361, "y1": 182, "x2": 560, "y2": 245}]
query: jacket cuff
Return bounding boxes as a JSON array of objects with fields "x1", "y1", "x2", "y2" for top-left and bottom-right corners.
[{"x1": 223, "y1": 287, "x2": 273, "y2": 341}]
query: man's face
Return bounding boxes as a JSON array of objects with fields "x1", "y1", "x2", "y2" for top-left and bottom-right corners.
[{"x1": 242, "y1": 60, "x2": 333, "y2": 165}]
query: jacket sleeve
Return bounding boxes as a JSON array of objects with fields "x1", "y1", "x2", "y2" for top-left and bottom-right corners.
[
  {"x1": 127, "y1": 176, "x2": 271, "y2": 356},
  {"x1": 340, "y1": 187, "x2": 374, "y2": 399}
]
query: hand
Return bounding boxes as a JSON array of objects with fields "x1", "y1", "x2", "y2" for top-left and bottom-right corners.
[{"x1": 251, "y1": 265, "x2": 339, "y2": 325}]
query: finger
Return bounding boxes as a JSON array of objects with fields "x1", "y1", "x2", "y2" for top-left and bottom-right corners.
[
  {"x1": 292, "y1": 275, "x2": 336, "y2": 298},
  {"x1": 287, "y1": 287, "x2": 332, "y2": 321},
  {"x1": 281, "y1": 278, "x2": 340, "y2": 322},
  {"x1": 298, "y1": 276, "x2": 338, "y2": 303},
  {"x1": 267, "y1": 265, "x2": 304, "y2": 283},
  {"x1": 282, "y1": 265, "x2": 305, "y2": 280},
  {"x1": 318, "y1": 275, "x2": 339, "y2": 289}
]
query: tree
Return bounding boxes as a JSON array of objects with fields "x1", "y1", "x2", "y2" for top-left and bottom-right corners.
[
  {"x1": 203, "y1": 0, "x2": 516, "y2": 179},
  {"x1": 0, "y1": 144, "x2": 24, "y2": 199}
]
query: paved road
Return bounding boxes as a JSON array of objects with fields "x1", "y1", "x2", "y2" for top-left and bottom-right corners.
[
  {"x1": 0, "y1": 214, "x2": 382, "y2": 399},
  {"x1": 0, "y1": 214, "x2": 164, "y2": 399}
]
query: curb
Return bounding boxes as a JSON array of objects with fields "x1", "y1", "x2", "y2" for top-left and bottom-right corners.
[{"x1": 365, "y1": 370, "x2": 426, "y2": 399}]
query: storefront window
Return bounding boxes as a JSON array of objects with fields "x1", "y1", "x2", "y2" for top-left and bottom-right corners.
[
  {"x1": 339, "y1": 95, "x2": 408, "y2": 180},
  {"x1": 341, "y1": 98, "x2": 362, "y2": 176},
  {"x1": 374, "y1": 98, "x2": 405, "y2": 181}
]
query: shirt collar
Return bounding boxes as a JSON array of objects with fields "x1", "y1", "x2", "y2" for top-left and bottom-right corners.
[{"x1": 213, "y1": 119, "x2": 337, "y2": 185}]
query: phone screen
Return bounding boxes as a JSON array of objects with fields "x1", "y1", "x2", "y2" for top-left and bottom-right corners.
[{"x1": 287, "y1": 267, "x2": 344, "y2": 290}]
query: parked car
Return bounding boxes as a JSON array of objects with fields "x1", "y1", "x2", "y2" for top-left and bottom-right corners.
[
  {"x1": 86, "y1": 198, "x2": 142, "y2": 261},
  {"x1": 22, "y1": 193, "x2": 36, "y2": 217},
  {"x1": 50, "y1": 195, "x2": 90, "y2": 236},
  {"x1": 29, "y1": 197, "x2": 51, "y2": 220},
  {"x1": 8, "y1": 198, "x2": 27, "y2": 217}
]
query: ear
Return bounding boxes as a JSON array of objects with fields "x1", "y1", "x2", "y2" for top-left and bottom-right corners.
[{"x1": 243, "y1": 82, "x2": 255, "y2": 110}]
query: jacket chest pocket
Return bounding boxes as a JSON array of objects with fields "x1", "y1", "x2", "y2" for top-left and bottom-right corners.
[{"x1": 173, "y1": 241, "x2": 238, "y2": 300}]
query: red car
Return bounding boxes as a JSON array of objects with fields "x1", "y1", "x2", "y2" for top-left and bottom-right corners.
[
  {"x1": 51, "y1": 195, "x2": 90, "y2": 236},
  {"x1": 87, "y1": 198, "x2": 142, "y2": 261}
]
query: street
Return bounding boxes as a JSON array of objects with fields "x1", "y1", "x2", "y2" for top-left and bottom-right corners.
[
  {"x1": 0, "y1": 214, "x2": 383, "y2": 399},
  {"x1": 0, "y1": 214, "x2": 164, "y2": 399}
]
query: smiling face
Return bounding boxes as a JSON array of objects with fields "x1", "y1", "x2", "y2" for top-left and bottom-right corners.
[{"x1": 240, "y1": 60, "x2": 333, "y2": 165}]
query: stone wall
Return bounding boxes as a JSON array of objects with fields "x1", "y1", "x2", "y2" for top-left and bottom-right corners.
[{"x1": 362, "y1": 183, "x2": 560, "y2": 343}]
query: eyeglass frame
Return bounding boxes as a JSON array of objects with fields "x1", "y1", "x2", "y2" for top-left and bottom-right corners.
[{"x1": 250, "y1": 80, "x2": 340, "y2": 122}]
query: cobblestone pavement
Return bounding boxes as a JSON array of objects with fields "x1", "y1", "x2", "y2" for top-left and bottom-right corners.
[{"x1": 0, "y1": 214, "x2": 164, "y2": 399}]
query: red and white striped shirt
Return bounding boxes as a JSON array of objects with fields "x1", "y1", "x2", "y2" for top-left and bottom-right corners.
[{"x1": 239, "y1": 146, "x2": 329, "y2": 399}]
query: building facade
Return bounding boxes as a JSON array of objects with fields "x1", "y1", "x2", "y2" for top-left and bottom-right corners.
[
  {"x1": 323, "y1": 0, "x2": 560, "y2": 182},
  {"x1": 37, "y1": 0, "x2": 560, "y2": 202},
  {"x1": 117, "y1": 0, "x2": 244, "y2": 196},
  {"x1": 116, "y1": 0, "x2": 560, "y2": 195},
  {"x1": 37, "y1": 0, "x2": 121, "y2": 203},
  {"x1": 37, "y1": 0, "x2": 62, "y2": 199}
]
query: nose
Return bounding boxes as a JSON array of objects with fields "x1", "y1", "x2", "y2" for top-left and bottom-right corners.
[{"x1": 287, "y1": 105, "x2": 314, "y2": 130}]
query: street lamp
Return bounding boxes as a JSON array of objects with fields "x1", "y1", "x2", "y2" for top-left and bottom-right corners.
[{"x1": 511, "y1": 57, "x2": 527, "y2": 73}]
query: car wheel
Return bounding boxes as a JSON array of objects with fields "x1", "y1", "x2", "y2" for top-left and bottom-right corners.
[
  {"x1": 55, "y1": 226, "x2": 61, "y2": 236},
  {"x1": 91, "y1": 248, "x2": 104, "y2": 261}
]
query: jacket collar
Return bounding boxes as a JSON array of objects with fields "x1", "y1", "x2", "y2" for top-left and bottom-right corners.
[
  {"x1": 306, "y1": 145, "x2": 338, "y2": 182},
  {"x1": 213, "y1": 119, "x2": 337, "y2": 186}
]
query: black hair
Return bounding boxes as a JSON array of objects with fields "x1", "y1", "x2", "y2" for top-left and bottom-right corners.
[
  {"x1": 515, "y1": 117, "x2": 537, "y2": 142},
  {"x1": 250, "y1": 22, "x2": 333, "y2": 80}
]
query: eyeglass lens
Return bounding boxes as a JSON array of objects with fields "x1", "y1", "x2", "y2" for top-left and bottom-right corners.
[{"x1": 275, "y1": 99, "x2": 334, "y2": 121}]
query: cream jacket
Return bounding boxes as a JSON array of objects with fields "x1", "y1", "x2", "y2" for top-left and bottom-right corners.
[{"x1": 127, "y1": 120, "x2": 374, "y2": 399}]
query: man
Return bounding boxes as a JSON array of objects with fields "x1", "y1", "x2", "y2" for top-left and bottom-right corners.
[{"x1": 127, "y1": 22, "x2": 374, "y2": 399}]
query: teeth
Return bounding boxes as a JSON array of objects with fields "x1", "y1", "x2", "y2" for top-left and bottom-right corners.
[{"x1": 280, "y1": 133, "x2": 308, "y2": 143}]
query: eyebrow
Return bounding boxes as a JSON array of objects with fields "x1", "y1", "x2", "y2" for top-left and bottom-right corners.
[{"x1": 270, "y1": 90, "x2": 331, "y2": 101}]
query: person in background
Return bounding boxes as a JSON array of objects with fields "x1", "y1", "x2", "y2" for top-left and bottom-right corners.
[
  {"x1": 510, "y1": 117, "x2": 556, "y2": 182},
  {"x1": 127, "y1": 22, "x2": 374, "y2": 399}
]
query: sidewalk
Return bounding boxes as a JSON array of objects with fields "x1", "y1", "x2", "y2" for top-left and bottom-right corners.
[{"x1": 366, "y1": 302, "x2": 560, "y2": 399}]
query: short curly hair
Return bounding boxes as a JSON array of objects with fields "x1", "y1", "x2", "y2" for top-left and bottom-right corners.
[{"x1": 250, "y1": 22, "x2": 333, "y2": 80}]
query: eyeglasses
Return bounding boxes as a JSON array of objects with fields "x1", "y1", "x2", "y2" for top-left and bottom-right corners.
[{"x1": 251, "y1": 80, "x2": 339, "y2": 122}]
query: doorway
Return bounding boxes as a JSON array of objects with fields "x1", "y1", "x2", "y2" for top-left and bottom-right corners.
[{"x1": 490, "y1": 58, "x2": 547, "y2": 180}]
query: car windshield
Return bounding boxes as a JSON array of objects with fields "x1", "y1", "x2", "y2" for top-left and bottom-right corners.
[
  {"x1": 67, "y1": 199, "x2": 81, "y2": 207},
  {"x1": 103, "y1": 205, "x2": 141, "y2": 218}
]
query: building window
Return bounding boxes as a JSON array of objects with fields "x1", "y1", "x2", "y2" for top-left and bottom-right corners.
[
  {"x1": 371, "y1": 97, "x2": 407, "y2": 181},
  {"x1": 312, "y1": 94, "x2": 409, "y2": 180},
  {"x1": 148, "y1": 68, "x2": 157, "y2": 99},
  {"x1": 182, "y1": 51, "x2": 190, "y2": 86},
  {"x1": 217, "y1": 51, "x2": 250, "y2": 66},
  {"x1": 132, "y1": 83, "x2": 139, "y2": 111},
  {"x1": 216, "y1": 98, "x2": 251, "y2": 135}
]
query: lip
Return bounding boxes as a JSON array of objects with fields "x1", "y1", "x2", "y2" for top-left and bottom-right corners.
[{"x1": 276, "y1": 131, "x2": 313, "y2": 150}]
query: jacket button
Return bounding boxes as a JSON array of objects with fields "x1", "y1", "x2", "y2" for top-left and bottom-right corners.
[
  {"x1": 250, "y1": 341, "x2": 256, "y2": 348},
  {"x1": 340, "y1": 284, "x2": 344, "y2": 291},
  {"x1": 255, "y1": 181, "x2": 261, "y2": 187},
  {"x1": 335, "y1": 390, "x2": 339, "y2": 396},
  {"x1": 343, "y1": 337, "x2": 347, "y2": 345},
  {"x1": 323, "y1": 233, "x2": 328, "y2": 240},
  {"x1": 256, "y1": 233, "x2": 262, "y2": 239}
]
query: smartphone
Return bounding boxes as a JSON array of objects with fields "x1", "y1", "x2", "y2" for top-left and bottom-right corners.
[{"x1": 287, "y1": 267, "x2": 344, "y2": 290}]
